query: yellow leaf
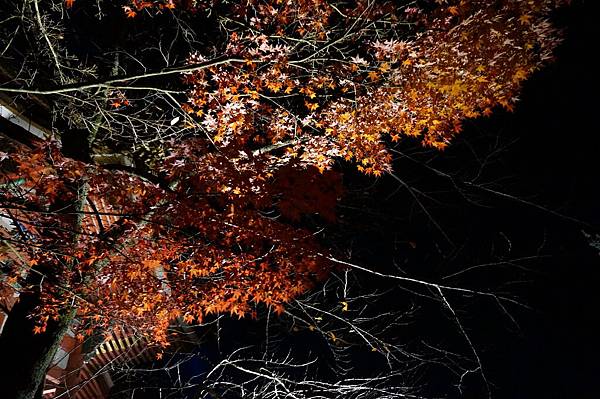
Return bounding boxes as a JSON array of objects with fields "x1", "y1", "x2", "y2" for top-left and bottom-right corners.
[
  {"x1": 339, "y1": 112, "x2": 352, "y2": 123},
  {"x1": 305, "y1": 101, "x2": 319, "y2": 112},
  {"x1": 267, "y1": 81, "x2": 283, "y2": 93},
  {"x1": 379, "y1": 62, "x2": 391, "y2": 73},
  {"x1": 512, "y1": 68, "x2": 527, "y2": 83}
]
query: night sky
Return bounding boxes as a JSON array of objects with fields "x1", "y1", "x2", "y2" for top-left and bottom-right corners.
[
  {"x1": 359, "y1": 3, "x2": 599, "y2": 397},
  {"x1": 471, "y1": 3, "x2": 598, "y2": 396}
]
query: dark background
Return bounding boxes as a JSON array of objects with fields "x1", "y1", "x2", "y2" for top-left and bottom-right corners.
[
  {"x1": 342, "y1": 2, "x2": 599, "y2": 397},
  {"x1": 472, "y1": 3, "x2": 599, "y2": 396}
]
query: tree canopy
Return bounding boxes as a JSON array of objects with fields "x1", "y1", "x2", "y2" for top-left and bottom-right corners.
[{"x1": 0, "y1": 0, "x2": 570, "y2": 398}]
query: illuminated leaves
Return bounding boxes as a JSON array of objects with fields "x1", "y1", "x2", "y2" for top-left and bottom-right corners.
[
  {"x1": 305, "y1": 101, "x2": 319, "y2": 112},
  {"x1": 447, "y1": 6, "x2": 460, "y2": 16},
  {"x1": 1, "y1": 138, "x2": 335, "y2": 347},
  {"x1": 142, "y1": 259, "x2": 162, "y2": 270},
  {"x1": 519, "y1": 14, "x2": 533, "y2": 25},
  {"x1": 1, "y1": 0, "x2": 566, "y2": 349},
  {"x1": 123, "y1": 6, "x2": 137, "y2": 18},
  {"x1": 108, "y1": 92, "x2": 130, "y2": 110},
  {"x1": 179, "y1": 0, "x2": 562, "y2": 175}
]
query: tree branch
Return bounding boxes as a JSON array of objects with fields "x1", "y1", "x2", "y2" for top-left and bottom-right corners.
[{"x1": 0, "y1": 58, "x2": 248, "y2": 96}]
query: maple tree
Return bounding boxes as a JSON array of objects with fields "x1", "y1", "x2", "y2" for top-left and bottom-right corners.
[{"x1": 0, "y1": 0, "x2": 567, "y2": 397}]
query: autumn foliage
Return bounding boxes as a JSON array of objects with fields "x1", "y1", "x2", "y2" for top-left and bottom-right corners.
[
  {"x1": 2, "y1": 0, "x2": 566, "y2": 346},
  {"x1": 171, "y1": 0, "x2": 565, "y2": 177},
  {"x1": 1, "y1": 139, "x2": 341, "y2": 345}
]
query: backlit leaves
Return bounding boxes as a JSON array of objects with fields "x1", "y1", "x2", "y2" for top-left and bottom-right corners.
[{"x1": 180, "y1": 0, "x2": 565, "y2": 173}]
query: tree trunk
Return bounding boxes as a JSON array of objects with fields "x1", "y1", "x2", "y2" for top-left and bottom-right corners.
[
  {"x1": 0, "y1": 172, "x2": 85, "y2": 399},
  {"x1": 0, "y1": 289, "x2": 75, "y2": 399},
  {"x1": 1, "y1": 103, "x2": 90, "y2": 398}
]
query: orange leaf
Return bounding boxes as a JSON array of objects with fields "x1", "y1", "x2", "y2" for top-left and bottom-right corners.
[
  {"x1": 367, "y1": 71, "x2": 379, "y2": 81},
  {"x1": 142, "y1": 259, "x2": 162, "y2": 270},
  {"x1": 123, "y1": 6, "x2": 137, "y2": 18},
  {"x1": 519, "y1": 14, "x2": 532, "y2": 25},
  {"x1": 447, "y1": 6, "x2": 459, "y2": 16},
  {"x1": 304, "y1": 101, "x2": 319, "y2": 112}
]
